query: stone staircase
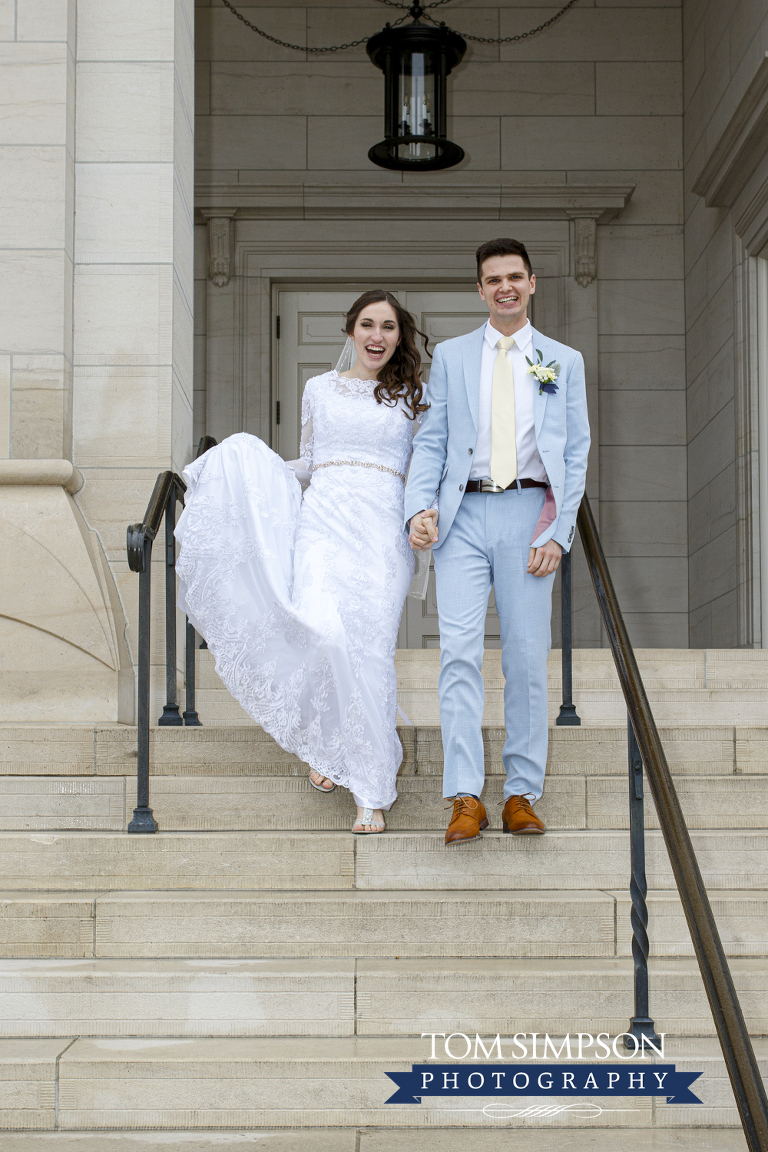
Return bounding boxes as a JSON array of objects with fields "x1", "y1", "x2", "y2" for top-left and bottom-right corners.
[{"x1": 0, "y1": 649, "x2": 766, "y2": 1148}]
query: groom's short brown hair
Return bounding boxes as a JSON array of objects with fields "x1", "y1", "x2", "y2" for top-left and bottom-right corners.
[{"x1": 476, "y1": 237, "x2": 533, "y2": 282}]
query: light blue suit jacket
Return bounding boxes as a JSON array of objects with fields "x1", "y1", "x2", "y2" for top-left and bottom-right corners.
[{"x1": 404, "y1": 324, "x2": 590, "y2": 552}]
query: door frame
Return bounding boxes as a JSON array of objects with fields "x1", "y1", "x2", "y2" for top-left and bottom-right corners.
[
  {"x1": 228, "y1": 229, "x2": 582, "y2": 441},
  {"x1": 271, "y1": 281, "x2": 496, "y2": 459}
]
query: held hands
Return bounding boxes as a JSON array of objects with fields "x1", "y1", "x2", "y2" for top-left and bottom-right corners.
[
  {"x1": 528, "y1": 539, "x2": 562, "y2": 577},
  {"x1": 409, "y1": 509, "x2": 439, "y2": 551},
  {"x1": 409, "y1": 509, "x2": 560, "y2": 571}
]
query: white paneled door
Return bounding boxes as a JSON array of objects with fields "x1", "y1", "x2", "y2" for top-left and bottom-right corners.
[{"x1": 274, "y1": 286, "x2": 501, "y2": 647}]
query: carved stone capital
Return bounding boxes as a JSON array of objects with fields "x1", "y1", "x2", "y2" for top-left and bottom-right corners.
[
  {"x1": 571, "y1": 216, "x2": 597, "y2": 288},
  {"x1": 205, "y1": 215, "x2": 234, "y2": 287}
]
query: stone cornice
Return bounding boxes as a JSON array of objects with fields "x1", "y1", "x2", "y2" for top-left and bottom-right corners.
[
  {"x1": 693, "y1": 53, "x2": 768, "y2": 208},
  {"x1": 734, "y1": 175, "x2": 768, "y2": 255},
  {"x1": 195, "y1": 182, "x2": 635, "y2": 223},
  {"x1": 0, "y1": 459, "x2": 83, "y2": 494}
]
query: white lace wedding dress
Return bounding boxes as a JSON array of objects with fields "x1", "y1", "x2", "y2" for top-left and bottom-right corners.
[{"x1": 175, "y1": 370, "x2": 418, "y2": 810}]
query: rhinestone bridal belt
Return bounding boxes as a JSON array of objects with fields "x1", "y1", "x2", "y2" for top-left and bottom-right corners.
[{"x1": 313, "y1": 460, "x2": 406, "y2": 483}]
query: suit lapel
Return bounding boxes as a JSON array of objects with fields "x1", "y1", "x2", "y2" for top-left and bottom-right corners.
[
  {"x1": 461, "y1": 325, "x2": 485, "y2": 433},
  {"x1": 529, "y1": 326, "x2": 551, "y2": 440}
]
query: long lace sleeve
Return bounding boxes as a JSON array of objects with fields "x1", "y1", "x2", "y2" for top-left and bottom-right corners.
[
  {"x1": 299, "y1": 386, "x2": 314, "y2": 470},
  {"x1": 286, "y1": 382, "x2": 314, "y2": 487},
  {"x1": 407, "y1": 407, "x2": 437, "y2": 511},
  {"x1": 413, "y1": 403, "x2": 439, "y2": 511},
  {"x1": 405, "y1": 402, "x2": 435, "y2": 600}
]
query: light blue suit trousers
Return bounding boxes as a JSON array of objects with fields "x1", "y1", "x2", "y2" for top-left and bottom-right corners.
[{"x1": 433, "y1": 485, "x2": 554, "y2": 801}]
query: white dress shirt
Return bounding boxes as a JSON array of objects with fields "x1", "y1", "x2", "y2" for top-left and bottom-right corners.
[{"x1": 469, "y1": 319, "x2": 548, "y2": 483}]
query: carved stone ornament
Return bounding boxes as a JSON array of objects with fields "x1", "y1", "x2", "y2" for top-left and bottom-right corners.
[
  {"x1": 208, "y1": 216, "x2": 233, "y2": 287},
  {"x1": 572, "y1": 217, "x2": 597, "y2": 287}
]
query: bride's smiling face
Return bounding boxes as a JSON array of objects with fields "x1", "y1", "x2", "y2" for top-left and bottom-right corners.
[{"x1": 350, "y1": 301, "x2": 400, "y2": 375}]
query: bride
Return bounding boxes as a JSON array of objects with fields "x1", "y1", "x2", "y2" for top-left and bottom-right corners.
[{"x1": 175, "y1": 290, "x2": 429, "y2": 834}]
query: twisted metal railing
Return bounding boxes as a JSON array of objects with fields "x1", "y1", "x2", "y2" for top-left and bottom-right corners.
[
  {"x1": 558, "y1": 493, "x2": 768, "y2": 1150},
  {"x1": 125, "y1": 436, "x2": 216, "y2": 833},
  {"x1": 556, "y1": 548, "x2": 581, "y2": 727}
]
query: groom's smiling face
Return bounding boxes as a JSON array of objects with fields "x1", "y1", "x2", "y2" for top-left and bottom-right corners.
[{"x1": 477, "y1": 254, "x2": 535, "y2": 335}]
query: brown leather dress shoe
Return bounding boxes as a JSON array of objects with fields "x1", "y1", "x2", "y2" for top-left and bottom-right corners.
[
  {"x1": 445, "y1": 796, "x2": 489, "y2": 845},
  {"x1": 502, "y1": 794, "x2": 546, "y2": 835}
]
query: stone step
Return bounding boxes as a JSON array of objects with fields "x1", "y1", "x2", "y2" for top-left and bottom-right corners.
[
  {"x1": 195, "y1": 648, "x2": 768, "y2": 727},
  {"x1": 351, "y1": 957, "x2": 768, "y2": 1039},
  {"x1": 2, "y1": 774, "x2": 767, "y2": 833},
  {"x1": 0, "y1": 778, "x2": 127, "y2": 831},
  {"x1": 0, "y1": 1131, "x2": 750, "y2": 1151},
  {"x1": 393, "y1": 647, "x2": 768, "y2": 690},
  {"x1": 195, "y1": 647, "x2": 768, "y2": 693},
  {"x1": 615, "y1": 891, "x2": 768, "y2": 958},
  {"x1": 0, "y1": 1035, "x2": 761, "y2": 1130},
  {"x1": 353, "y1": 829, "x2": 768, "y2": 892},
  {"x1": 0, "y1": 958, "x2": 356, "y2": 1038},
  {"x1": 0, "y1": 889, "x2": 616, "y2": 959},
  {"x1": 144, "y1": 774, "x2": 768, "y2": 833},
  {"x1": 1, "y1": 723, "x2": 764, "y2": 779},
  {"x1": 0, "y1": 957, "x2": 765, "y2": 1039},
  {"x1": 1, "y1": 889, "x2": 765, "y2": 961},
  {"x1": 196, "y1": 684, "x2": 768, "y2": 727},
  {"x1": 0, "y1": 829, "x2": 765, "y2": 892},
  {"x1": 0, "y1": 831, "x2": 354, "y2": 891},
  {"x1": 0, "y1": 1137, "x2": 357, "y2": 1152}
]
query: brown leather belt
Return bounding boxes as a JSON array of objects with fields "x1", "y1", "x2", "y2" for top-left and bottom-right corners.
[{"x1": 465, "y1": 478, "x2": 548, "y2": 493}]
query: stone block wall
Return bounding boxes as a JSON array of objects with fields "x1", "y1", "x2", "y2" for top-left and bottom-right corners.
[{"x1": 683, "y1": 0, "x2": 768, "y2": 646}]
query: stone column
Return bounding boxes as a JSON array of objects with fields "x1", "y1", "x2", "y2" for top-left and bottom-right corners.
[
  {"x1": 0, "y1": 1, "x2": 127, "y2": 720},
  {"x1": 0, "y1": 0, "x2": 75, "y2": 458},
  {"x1": 0, "y1": 0, "x2": 194, "y2": 721},
  {"x1": 71, "y1": 0, "x2": 195, "y2": 717}
]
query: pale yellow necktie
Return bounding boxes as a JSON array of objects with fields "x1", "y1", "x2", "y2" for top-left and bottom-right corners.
[{"x1": 490, "y1": 335, "x2": 517, "y2": 490}]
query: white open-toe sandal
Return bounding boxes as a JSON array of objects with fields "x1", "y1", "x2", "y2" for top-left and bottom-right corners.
[
  {"x1": 352, "y1": 807, "x2": 386, "y2": 834},
  {"x1": 309, "y1": 770, "x2": 335, "y2": 793}
]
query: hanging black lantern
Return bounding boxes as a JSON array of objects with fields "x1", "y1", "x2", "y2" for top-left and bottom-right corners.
[{"x1": 366, "y1": 4, "x2": 466, "y2": 171}]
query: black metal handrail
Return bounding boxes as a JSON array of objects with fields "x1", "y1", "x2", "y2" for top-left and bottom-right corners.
[
  {"x1": 556, "y1": 548, "x2": 581, "y2": 726},
  {"x1": 559, "y1": 493, "x2": 768, "y2": 1151},
  {"x1": 125, "y1": 436, "x2": 217, "y2": 833}
]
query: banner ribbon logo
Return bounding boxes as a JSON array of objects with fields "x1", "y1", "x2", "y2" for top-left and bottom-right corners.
[{"x1": 384, "y1": 1064, "x2": 702, "y2": 1106}]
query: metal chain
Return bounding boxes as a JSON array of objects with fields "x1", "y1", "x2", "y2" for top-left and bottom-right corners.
[
  {"x1": 218, "y1": 0, "x2": 406, "y2": 53},
  {"x1": 219, "y1": 0, "x2": 580, "y2": 53},
  {"x1": 422, "y1": 0, "x2": 580, "y2": 42}
]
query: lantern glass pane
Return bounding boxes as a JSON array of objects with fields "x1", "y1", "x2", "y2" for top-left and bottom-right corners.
[{"x1": 397, "y1": 51, "x2": 437, "y2": 161}]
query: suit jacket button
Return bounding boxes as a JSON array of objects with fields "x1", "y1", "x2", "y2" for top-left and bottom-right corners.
[
  {"x1": 468, "y1": 448, "x2": 473, "y2": 454},
  {"x1": 459, "y1": 484, "x2": 464, "y2": 492}
]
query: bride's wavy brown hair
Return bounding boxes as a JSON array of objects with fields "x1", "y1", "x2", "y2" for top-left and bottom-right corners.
[{"x1": 344, "y1": 290, "x2": 430, "y2": 420}]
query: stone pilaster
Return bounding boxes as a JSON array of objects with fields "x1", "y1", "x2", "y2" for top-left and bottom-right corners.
[
  {"x1": 71, "y1": 0, "x2": 196, "y2": 715},
  {"x1": 0, "y1": 0, "x2": 76, "y2": 460}
]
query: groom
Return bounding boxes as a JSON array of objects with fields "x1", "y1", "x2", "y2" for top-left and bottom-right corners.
[{"x1": 405, "y1": 237, "x2": 590, "y2": 845}]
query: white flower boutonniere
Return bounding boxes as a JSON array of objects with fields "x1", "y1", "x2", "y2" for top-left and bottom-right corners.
[{"x1": 526, "y1": 348, "x2": 560, "y2": 395}]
